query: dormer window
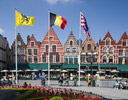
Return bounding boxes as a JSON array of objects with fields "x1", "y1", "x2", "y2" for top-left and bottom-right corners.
[
  {"x1": 70, "y1": 41, "x2": 73, "y2": 46},
  {"x1": 122, "y1": 40, "x2": 126, "y2": 46},
  {"x1": 31, "y1": 42, "x2": 34, "y2": 46},
  {"x1": 106, "y1": 38, "x2": 110, "y2": 45}
]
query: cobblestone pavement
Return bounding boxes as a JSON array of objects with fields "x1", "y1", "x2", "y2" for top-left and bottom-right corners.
[{"x1": 18, "y1": 80, "x2": 128, "y2": 100}]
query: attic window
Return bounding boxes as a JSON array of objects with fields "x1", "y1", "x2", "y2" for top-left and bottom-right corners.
[
  {"x1": 122, "y1": 40, "x2": 126, "y2": 46},
  {"x1": 31, "y1": 42, "x2": 34, "y2": 46},
  {"x1": 106, "y1": 38, "x2": 110, "y2": 45},
  {"x1": 70, "y1": 41, "x2": 73, "y2": 46}
]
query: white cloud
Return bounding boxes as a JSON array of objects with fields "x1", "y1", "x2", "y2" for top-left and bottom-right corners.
[
  {"x1": 45, "y1": 0, "x2": 78, "y2": 5},
  {"x1": 0, "y1": 28, "x2": 4, "y2": 34}
]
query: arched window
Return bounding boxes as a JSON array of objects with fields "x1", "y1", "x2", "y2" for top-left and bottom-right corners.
[
  {"x1": 70, "y1": 41, "x2": 73, "y2": 46},
  {"x1": 106, "y1": 38, "x2": 110, "y2": 45},
  {"x1": 103, "y1": 56, "x2": 107, "y2": 63},
  {"x1": 87, "y1": 44, "x2": 91, "y2": 50},
  {"x1": 109, "y1": 47, "x2": 113, "y2": 54},
  {"x1": 109, "y1": 56, "x2": 113, "y2": 63},
  {"x1": 103, "y1": 47, "x2": 107, "y2": 54}
]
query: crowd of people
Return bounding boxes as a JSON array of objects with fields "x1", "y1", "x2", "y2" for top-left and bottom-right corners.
[{"x1": 114, "y1": 80, "x2": 128, "y2": 89}]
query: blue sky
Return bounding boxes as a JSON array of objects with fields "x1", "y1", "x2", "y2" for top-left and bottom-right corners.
[{"x1": 0, "y1": 0, "x2": 128, "y2": 47}]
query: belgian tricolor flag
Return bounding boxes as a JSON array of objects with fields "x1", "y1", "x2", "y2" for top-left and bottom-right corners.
[{"x1": 50, "y1": 12, "x2": 67, "y2": 30}]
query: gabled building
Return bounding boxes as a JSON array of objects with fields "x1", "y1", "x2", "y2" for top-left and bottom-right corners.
[
  {"x1": 0, "y1": 34, "x2": 11, "y2": 70},
  {"x1": 39, "y1": 28, "x2": 64, "y2": 64},
  {"x1": 117, "y1": 32, "x2": 128, "y2": 64},
  {"x1": 11, "y1": 33, "x2": 26, "y2": 64},
  {"x1": 99, "y1": 32, "x2": 117, "y2": 64},
  {"x1": 26, "y1": 34, "x2": 40, "y2": 63},
  {"x1": 81, "y1": 36, "x2": 98, "y2": 64},
  {"x1": 64, "y1": 31, "x2": 79, "y2": 65}
]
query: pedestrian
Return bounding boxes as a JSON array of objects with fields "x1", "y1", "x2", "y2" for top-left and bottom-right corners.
[
  {"x1": 73, "y1": 74, "x2": 77, "y2": 86},
  {"x1": 87, "y1": 74, "x2": 91, "y2": 87},
  {"x1": 23, "y1": 82, "x2": 28, "y2": 88},
  {"x1": 59, "y1": 74, "x2": 63, "y2": 86},
  {"x1": 114, "y1": 79, "x2": 119, "y2": 89}
]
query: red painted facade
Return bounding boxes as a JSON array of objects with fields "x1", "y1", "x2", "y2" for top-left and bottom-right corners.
[
  {"x1": 39, "y1": 28, "x2": 64, "y2": 63},
  {"x1": 99, "y1": 32, "x2": 117, "y2": 64},
  {"x1": 26, "y1": 34, "x2": 40, "y2": 63},
  {"x1": 117, "y1": 32, "x2": 128, "y2": 64}
]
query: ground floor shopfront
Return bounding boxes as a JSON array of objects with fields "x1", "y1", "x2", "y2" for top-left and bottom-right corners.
[{"x1": 9, "y1": 63, "x2": 128, "y2": 78}]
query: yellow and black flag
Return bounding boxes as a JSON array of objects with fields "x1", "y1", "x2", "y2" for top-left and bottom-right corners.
[
  {"x1": 16, "y1": 11, "x2": 35, "y2": 26},
  {"x1": 50, "y1": 12, "x2": 67, "y2": 30}
]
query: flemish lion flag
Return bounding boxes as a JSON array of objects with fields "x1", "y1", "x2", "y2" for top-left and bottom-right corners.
[
  {"x1": 50, "y1": 12, "x2": 67, "y2": 29},
  {"x1": 16, "y1": 11, "x2": 35, "y2": 26}
]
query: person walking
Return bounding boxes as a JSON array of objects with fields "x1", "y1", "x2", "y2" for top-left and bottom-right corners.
[{"x1": 87, "y1": 74, "x2": 91, "y2": 87}]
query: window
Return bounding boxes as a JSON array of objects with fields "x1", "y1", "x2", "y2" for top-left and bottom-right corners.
[
  {"x1": 56, "y1": 54, "x2": 60, "y2": 62},
  {"x1": 64, "y1": 56, "x2": 68, "y2": 64},
  {"x1": 34, "y1": 49, "x2": 38, "y2": 55},
  {"x1": 81, "y1": 55, "x2": 85, "y2": 63},
  {"x1": 109, "y1": 47, "x2": 113, "y2": 54},
  {"x1": 122, "y1": 40, "x2": 126, "y2": 46},
  {"x1": 94, "y1": 47, "x2": 96, "y2": 50},
  {"x1": 34, "y1": 56, "x2": 38, "y2": 63},
  {"x1": 52, "y1": 45, "x2": 56, "y2": 52},
  {"x1": 74, "y1": 56, "x2": 78, "y2": 64},
  {"x1": 28, "y1": 56, "x2": 32, "y2": 63},
  {"x1": 87, "y1": 44, "x2": 91, "y2": 51},
  {"x1": 103, "y1": 47, "x2": 107, "y2": 54},
  {"x1": 46, "y1": 45, "x2": 49, "y2": 52},
  {"x1": 31, "y1": 42, "x2": 34, "y2": 46},
  {"x1": 109, "y1": 56, "x2": 113, "y2": 63},
  {"x1": 125, "y1": 58, "x2": 128, "y2": 64},
  {"x1": 28, "y1": 49, "x2": 32, "y2": 55},
  {"x1": 42, "y1": 54, "x2": 46, "y2": 63},
  {"x1": 119, "y1": 50, "x2": 123, "y2": 56},
  {"x1": 125, "y1": 49, "x2": 128, "y2": 55},
  {"x1": 70, "y1": 41, "x2": 73, "y2": 46},
  {"x1": 119, "y1": 58, "x2": 122, "y2": 64},
  {"x1": 66, "y1": 48, "x2": 70, "y2": 52},
  {"x1": 72, "y1": 48, "x2": 76, "y2": 52},
  {"x1": 20, "y1": 56, "x2": 25, "y2": 63},
  {"x1": 17, "y1": 41, "x2": 21, "y2": 46},
  {"x1": 106, "y1": 38, "x2": 110, "y2": 45},
  {"x1": 69, "y1": 56, "x2": 73, "y2": 64},
  {"x1": 82, "y1": 47, "x2": 84, "y2": 51},
  {"x1": 93, "y1": 57, "x2": 97, "y2": 63},
  {"x1": 86, "y1": 56, "x2": 91, "y2": 63},
  {"x1": 20, "y1": 48, "x2": 24, "y2": 54},
  {"x1": 50, "y1": 54, "x2": 53, "y2": 63},
  {"x1": 103, "y1": 56, "x2": 106, "y2": 63}
]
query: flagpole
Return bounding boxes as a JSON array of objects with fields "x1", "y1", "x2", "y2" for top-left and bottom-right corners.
[
  {"x1": 48, "y1": 9, "x2": 50, "y2": 86},
  {"x1": 15, "y1": 8, "x2": 18, "y2": 84},
  {"x1": 78, "y1": 11, "x2": 81, "y2": 86}
]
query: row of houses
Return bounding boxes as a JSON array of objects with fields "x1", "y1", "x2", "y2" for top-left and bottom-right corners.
[{"x1": 1, "y1": 28, "x2": 128, "y2": 77}]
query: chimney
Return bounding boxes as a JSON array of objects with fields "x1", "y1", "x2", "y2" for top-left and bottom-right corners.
[{"x1": 27, "y1": 35, "x2": 30, "y2": 43}]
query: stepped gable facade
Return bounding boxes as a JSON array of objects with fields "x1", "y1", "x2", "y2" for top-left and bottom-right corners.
[
  {"x1": 99, "y1": 32, "x2": 117, "y2": 64},
  {"x1": 117, "y1": 32, "x2": 128, "y2": 64},
  {"x1": 81, "y1": 36, "x2": 98, "y2": 64},
  {"x1": 39, "y1": 28, "x2": 64, "y2": 63},
  {"x1": 26, "y1": 34, "x2": 39, "y2": 63},
  {"x1": 64, "y1": 31, "x2": 79, "y2": 64},
  {"x1": 11, "y1": 33, "x2": 26, "y2": 64}
]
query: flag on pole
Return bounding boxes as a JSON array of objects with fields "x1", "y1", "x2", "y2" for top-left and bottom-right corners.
[
  {"x1": 16, "y1": 11, "x2": 35, "y2": 26},
  {"x1": 80, "y1": 12, "x2": 90, "y2": 38},
  {"x1": 50, "y1": 12, "x2": 67, "y2": 29}
]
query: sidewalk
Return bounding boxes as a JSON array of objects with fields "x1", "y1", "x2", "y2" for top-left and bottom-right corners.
[{"x1": 18, "y1": 80, "x2": 128, "y2": 100}]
